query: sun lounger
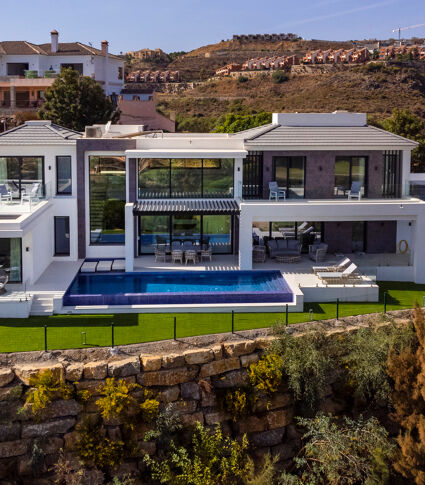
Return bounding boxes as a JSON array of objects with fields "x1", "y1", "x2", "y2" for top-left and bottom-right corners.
[
  {"x1": 317, "y1": 263, "x2": 360, "y2": 284},
  {"x1": 80, "y1": 261, "x2": 98, "y2": 273},
  {"x1": 312, "y1": 257, "x2": 351, "y2": 274},
  {"x1": 112, "y1": 259, "x2": 125, "y2": 271},
  {"x1": 96, "y1": 260, "x2": 113, "y2": 272}
]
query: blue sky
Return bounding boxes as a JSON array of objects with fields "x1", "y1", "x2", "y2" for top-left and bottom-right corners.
[{"x1": 1, "y1": 0, "x2": 424, "y2": 53}]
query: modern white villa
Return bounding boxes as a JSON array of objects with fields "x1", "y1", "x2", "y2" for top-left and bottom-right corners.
[{"x1": 0, "y1": 111, "x2": 423, "y2": 317}]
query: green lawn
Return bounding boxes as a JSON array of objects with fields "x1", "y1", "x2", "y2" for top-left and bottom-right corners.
[{"x1": 0, "y1": 281, "x2": 424, "y2": 353}]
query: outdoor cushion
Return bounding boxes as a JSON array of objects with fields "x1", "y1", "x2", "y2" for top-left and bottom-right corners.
[
  {"x1": 276, "y1": 239, "x2": 287, "y2": 250},
  {"x1": 267, "y1": 240, "x2": 278, "y2": 250},
  {"x1": 287, "y1": 240, "x2": 299, "y2": 250}
]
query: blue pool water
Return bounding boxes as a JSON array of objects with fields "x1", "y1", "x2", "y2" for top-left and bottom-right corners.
[{"x1": 63, "y1": 270, "x2": 293, "y2": 306}]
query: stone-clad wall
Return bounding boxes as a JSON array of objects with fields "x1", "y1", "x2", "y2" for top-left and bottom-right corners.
[{"x1": 0, "y1": 336, "x2": 298, "y2": 483}]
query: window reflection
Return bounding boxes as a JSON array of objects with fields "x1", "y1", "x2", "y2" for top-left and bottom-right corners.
[
  {"x1": 89, "y1": 156, "x2": 126, "y2": 245},
  {"x1": 137, "y1": 158, "x2": 234, "y2": 198},
  {"x1": 334, "y1": 157, "x2": 367, "y2": 197}
]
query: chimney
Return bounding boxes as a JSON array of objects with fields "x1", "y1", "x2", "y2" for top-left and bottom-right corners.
[
  {"x1": 101, "y1": 40, "x2": 109, "y2": 56},
  {"x1": 50, "y1": 29, "x2": 59, "y2": 53}
]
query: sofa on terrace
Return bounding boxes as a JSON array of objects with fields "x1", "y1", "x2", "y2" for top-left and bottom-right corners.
[{"x1": 266, "y1": 238, "x2": 302, "y2": 258}]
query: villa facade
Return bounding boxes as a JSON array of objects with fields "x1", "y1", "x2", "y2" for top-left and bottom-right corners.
[
  {"x1": 0, "y1": 30, "x2": 124, "y2": 112},
  {"x1": 0, "y1": 112, "x2": 423, "y2": 316}
]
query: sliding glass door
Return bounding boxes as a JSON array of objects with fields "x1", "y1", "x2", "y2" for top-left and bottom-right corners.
[
  {"x1": 0, "y1": 157, "x2": 44, "y2": 198},
  {"x1": 138, "y1": 214, "x2": 233, "y2": 254},
  {"x1": 139, "y1": 215, "x2": 170, "y2": 254},
  {"x1": 272, "y1": 156, "x2": 305, "y2": 198},
  {"x1": 172, "y1": 215, "x2": 201, "y2": 241},
  {"x1": 0, "y1": 238, "x2": 22, "y2": 282},
  {"x1": 334, "y1": 156, "x2": 367, "y2": 197}
]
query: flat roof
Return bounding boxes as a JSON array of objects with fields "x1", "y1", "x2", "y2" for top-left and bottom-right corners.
[{"x1": 126, "y1": 149, "x2": 247, "y2": 158}]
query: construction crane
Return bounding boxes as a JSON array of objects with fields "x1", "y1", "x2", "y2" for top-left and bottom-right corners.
[{"x1": 392, "y1": 22, "x2": 425, "y2": 41}]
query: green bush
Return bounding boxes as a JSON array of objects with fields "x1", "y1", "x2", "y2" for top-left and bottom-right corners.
[
  {"x1": 271, "y1": 328, "x2": 334, "y2": 409},
  {"x1": 24, "y1": 369, "x2": 73, "y2": 419},
  {"x1": 237, "y1": 75, "x2": 249, "y2": 83},
  {"x1": 220, "y1": 387, "x2": 253, "y2": 421},
  {"x1": 343, "y1": 323, "x2": 415, "y2": 405},
  {"x1": 76, "y1": 418, "x2": 125, "y2": 470},
  {"x1": 248, "y1": 353, "x2": 283, "y2": 395},
  {"x1": 279, "y1": 414, "x2": 395, "y2": 485},
  {"x1": 272, "y1": 70, "x2": 289, "y2": 84},
  {"x1": 144, "y1": 422, "x2": 251, "y2": 485},
  {"x1": 96, "y1": 378, "x2": 139, "y2": 421}
]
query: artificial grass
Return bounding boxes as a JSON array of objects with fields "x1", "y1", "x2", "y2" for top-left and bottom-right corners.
[{"x1": 0, "y1": 281, "x2": 424, "y2": 353}]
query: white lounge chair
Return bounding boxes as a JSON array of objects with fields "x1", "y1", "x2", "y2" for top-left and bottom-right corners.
[
  {"x1": 317, "y1": 263, "x2": 360, "y2": 284},
  {"x1": 112, "y1": 259, "x2": 125, "y2": 271},
  {"x1": 96, "y1": 260, "x2": 113, "y2": 272},
  {"x1": 348, "y1": 181, "x2": 362, "y2": 200},
  {"x1": 80, "y1": 261, "x2": 98, "y2": 273},
  {"x1": 313, "y1": 257, "x2": 351, "y2": 274}
]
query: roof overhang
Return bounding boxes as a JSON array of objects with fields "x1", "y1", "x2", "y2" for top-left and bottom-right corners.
[
  {"x1": 133, "y1": 199, "x2": 240, "y2": 215},
  {"x1": 125, "y1": 149, "x2": 247, "y2": 159}
]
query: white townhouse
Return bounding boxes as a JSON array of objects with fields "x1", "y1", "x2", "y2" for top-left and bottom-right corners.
[
  {"x1": 0, "y1": 30, "x2": 124, "y2": 111},
  {"x1": 0, "y1": 112, "x2": 423, "y2": 317}
]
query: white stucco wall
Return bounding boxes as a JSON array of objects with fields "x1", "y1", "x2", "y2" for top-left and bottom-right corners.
[{"x1": 0, "y1": 141, "x2": 79, "y2": 284}]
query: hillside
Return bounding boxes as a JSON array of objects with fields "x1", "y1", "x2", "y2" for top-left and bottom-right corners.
[
  {"x1": 155, "y1": 62, "x2": 425, "y2": 132},
  {"x1": 167, "y1": 38, "x2": 354, "y2": 80}
]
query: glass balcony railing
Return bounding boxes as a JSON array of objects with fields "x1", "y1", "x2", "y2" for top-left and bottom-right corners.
[{"x1": 0, "y1": 181, "x2": 52, "y2": 212}]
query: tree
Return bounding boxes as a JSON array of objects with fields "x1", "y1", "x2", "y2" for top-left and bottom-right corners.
[
  {"x1": 387, "y1": 304, "x2": 425, "y2": 484},
  {"x1": 213, "y1": 112, "x2": 272, "y2": 133},
  {"x1": 379, "y1": 108, "x2": 424, "y2": 141},
  {"x1": 371, "y1": 109, "x2": 425, "y2": 172},
  {"x1": 39, "y1": 68, "x2": 119, "y2": 132}
]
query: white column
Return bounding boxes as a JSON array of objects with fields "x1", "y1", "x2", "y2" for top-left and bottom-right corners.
[
  {"x1": 234, "y1": 158, "x2": 243, "y2": 199},
  {"x1": 412, "y1": 211, "x2": 425, "y2": 283},
  {"x1": 238, "y1": 209, "x2": 252, "y2": 270},
  {"x1": 401, "y1": 150, "x2": 411, "y2": 197},
  {"x1": 125, "y1": 203, "x2": 134, "y2": 272}
]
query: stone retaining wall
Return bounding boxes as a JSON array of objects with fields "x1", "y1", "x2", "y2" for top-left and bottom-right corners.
[
  {"x1": 0, "y1": 335, "x2": 300, "y2": 483},
  {"x1": 0, "y1": 310, "x2": 413, "y2": 483}
]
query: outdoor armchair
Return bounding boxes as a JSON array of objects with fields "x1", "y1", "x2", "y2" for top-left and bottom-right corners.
[
  {"x1": 0, "y1": 184, "x2": 12, "y2": 204},
  {"x1": 308, "y1": 242, "x2": 328, "y2": 262},
  {"x1": 268, "y1": 181, "x2": 286, "y2": 201},
  {"x1": 348, "y1": 181, "x2": 362, "y2": 200}
]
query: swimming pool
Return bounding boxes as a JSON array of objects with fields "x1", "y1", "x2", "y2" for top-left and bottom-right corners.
[{"x1": 63, "y1": 270, "x2": 293, "y2": 306}]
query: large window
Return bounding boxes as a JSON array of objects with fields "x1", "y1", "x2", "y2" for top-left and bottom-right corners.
[
  {"x1": 0, "y1": 238, "x2": 22, "y2": 282},
  {"x1": 54, "y1": 216, "x2": 70, "y2": 256},
  {"x1": 272, "y1": 156, "x2": 305, "y2": 198},
  {"x1": 138, "y1": 214, "x2": 233, "y2": 254},
  {"x1": 334, "y1": 156, "x2": 367, "y2": 197},
  {"x1": 56, "y1": 156, "x2": 72, "y2": 195},
  {"x1": 171, "y1": 160, "x2": 202, "y2": 198},
  {"x1": 138, "y1": 158, "x2": 234, "y2": 198},
  {"x1": 0, "y1": 156, "x2": 44, "y2": 198},
  {"x1": 89, "y1": 156, "x2": 126, "y2": 245}
]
